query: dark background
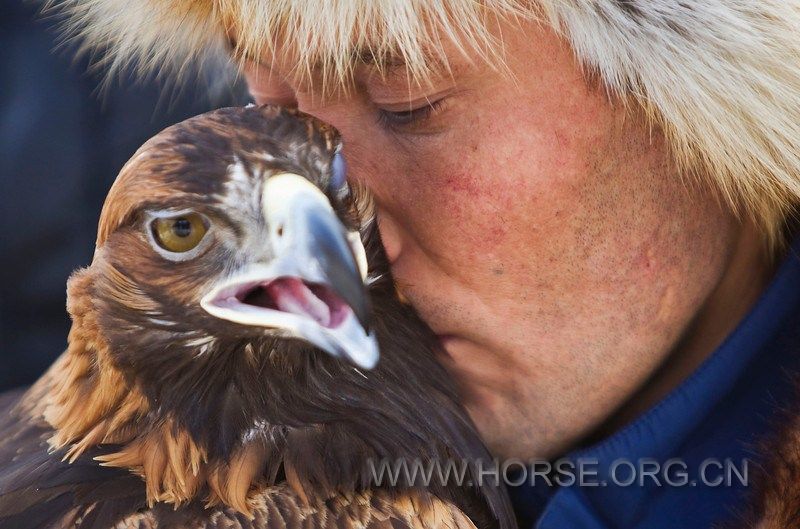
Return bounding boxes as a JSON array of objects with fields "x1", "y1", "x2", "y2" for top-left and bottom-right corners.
[{"x1": 0, "y1": 1, "x2": 247, "y2": 390}]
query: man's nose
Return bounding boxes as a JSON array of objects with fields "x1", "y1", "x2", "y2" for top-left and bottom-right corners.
[
  {"x1": 291, "y1": 100, "x2": 406, "y2": 265},
  {"x1": 375, "y1": 210, "x2": 403, "y2": 265},
  {"x1": 329, "y1": 141, "x2": 406, "y2": 266}
]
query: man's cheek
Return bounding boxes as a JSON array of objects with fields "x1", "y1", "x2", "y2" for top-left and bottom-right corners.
[
  {"x1": 433, "y1": 159, "x2": 573, "y2": 238},
  {"x1": 403, "y1": 172, "x2": 529, "y2": 269}
]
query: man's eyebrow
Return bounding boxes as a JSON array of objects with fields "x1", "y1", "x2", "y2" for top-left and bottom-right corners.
[
  {"x1": 355, "y1": 49, "x2": 408, "y2": 70},
  {"x1": 228, "y1": 32, "x2": 426, "y2": 71},
  {"x1": 356, "y1": 48, "x2": 453, "y2": 79}
]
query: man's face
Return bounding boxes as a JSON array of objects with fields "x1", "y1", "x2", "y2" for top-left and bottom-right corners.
[{"x1": 242, "y1": 20, "x2": 737, "y2": 458}]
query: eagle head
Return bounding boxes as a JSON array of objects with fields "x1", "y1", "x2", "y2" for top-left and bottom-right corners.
[{"x1": 92, "y1": 104, "x2": 377, "y2": 370}]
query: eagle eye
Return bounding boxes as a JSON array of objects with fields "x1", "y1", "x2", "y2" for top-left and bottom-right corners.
[{"x1": 149, "y1": 212, "x2": 209, "y2": 257}]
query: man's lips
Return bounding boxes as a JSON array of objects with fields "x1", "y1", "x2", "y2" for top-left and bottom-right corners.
[
  {"x1": 435, "y1": 334, "x2": 458, "y2": 359},
  {"x1": 436, "y1": 333, "x2": 458, "y2": 344}
]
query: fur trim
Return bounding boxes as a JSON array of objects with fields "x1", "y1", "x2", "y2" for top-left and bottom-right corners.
[{"x1": 45, "y1": 0, "x2": 800, "y2": 245}]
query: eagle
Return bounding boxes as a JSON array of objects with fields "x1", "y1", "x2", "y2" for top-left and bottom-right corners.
[{"x1": 0, "y1": 105, "x2": 516, "y2": 529}]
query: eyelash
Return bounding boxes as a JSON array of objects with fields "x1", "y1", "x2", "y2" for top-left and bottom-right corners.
[{"x1": 376, "y1": 99, "x2": 445, "y2": 130}]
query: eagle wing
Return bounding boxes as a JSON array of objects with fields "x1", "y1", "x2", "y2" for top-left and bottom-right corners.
[{"x1": 0, "y1": 386, "x2": 147, "y2": 529}]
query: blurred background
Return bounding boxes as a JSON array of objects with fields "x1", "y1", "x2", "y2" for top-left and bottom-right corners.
[{"x1": 0, "y1": 1, "x2": 247, "y2": 390}]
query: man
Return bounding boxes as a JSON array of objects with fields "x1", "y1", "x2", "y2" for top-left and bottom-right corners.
[{"x1": 52, "y1": 1, "x2": 800, "y2": 527}]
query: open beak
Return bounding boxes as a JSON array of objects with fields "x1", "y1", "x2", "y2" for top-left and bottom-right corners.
[{"x1": 200, "y1": 173, "x2": 378, "y2": 369}]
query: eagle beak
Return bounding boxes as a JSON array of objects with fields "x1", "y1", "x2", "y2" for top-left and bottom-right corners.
[{"x1": 200, "y1": 173, "x2": 378, "y2": 369}]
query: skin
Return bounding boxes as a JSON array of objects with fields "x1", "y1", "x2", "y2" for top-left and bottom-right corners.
[{"x1": 241, "y1": 18, "x2": 774, "y2": 460}]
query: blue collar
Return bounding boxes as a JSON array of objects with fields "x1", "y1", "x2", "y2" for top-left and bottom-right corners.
[{"x1": 510, "y1": 240, "x2": 800, "y2": 529}]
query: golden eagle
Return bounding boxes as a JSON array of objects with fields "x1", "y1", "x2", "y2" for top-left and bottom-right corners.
[{"x1": 0, "y1": 105, "x2": 515, "y2": 529}]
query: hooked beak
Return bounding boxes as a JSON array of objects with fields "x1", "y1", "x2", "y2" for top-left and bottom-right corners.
[{"x1": 200, "y1": 173, "x2": 378, "y2": 369}]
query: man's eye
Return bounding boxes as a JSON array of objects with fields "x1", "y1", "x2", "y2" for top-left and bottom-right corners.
[{"x1": 377, "y1": 99, "x2": 445, "y2": 130}]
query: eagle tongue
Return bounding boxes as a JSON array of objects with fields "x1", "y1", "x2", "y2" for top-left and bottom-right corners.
[{"x1": 266, "y1": 277, "x2": 332, "y2": 327}]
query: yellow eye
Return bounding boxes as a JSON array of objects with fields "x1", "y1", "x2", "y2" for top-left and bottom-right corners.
[{"x1": 151, "y1": 213, "x2": 208, "y2": 253}]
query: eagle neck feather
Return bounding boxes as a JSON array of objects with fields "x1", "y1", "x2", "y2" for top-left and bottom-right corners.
[{"x1": 31, "y1": 268, "x2": 280, "y2": 513}]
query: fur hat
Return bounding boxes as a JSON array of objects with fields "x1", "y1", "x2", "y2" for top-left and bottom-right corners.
[{"x1": 47, "y1": 0, "x2": 800, "y2": 246}]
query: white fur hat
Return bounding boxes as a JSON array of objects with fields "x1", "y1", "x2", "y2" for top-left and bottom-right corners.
[{"x1": 48, "y1": 0, "x2": 800, "y2": 246}]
